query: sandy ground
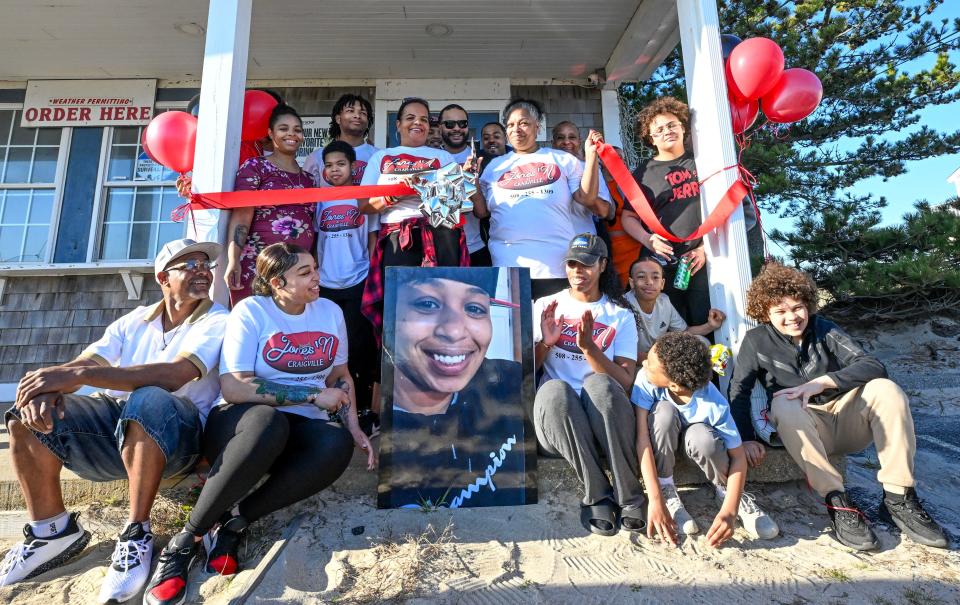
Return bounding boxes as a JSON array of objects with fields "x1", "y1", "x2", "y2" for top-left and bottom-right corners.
[{"x1": 2, "y1": 317, "x2": 960, "y2": 605}]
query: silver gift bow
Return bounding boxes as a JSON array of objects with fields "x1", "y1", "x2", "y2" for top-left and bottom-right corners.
[{"x1": 409, "y1": 162, "x2": 477, "y2": 229}]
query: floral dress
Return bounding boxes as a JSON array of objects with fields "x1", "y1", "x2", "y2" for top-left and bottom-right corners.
[{"x1": 231, "y1": 156, "x2": 317, "y2": 305}]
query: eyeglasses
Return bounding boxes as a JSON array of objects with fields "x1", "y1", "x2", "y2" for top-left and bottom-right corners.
[
  {"x1": 442, "y1": 120, "x2": 469, "y2": 129},
  {"x1": 165, "y1": 259, "x2": 217, "y2": 272},
  {"x1": 650, "y1": 121, "x2": 682, "y2": 137}
]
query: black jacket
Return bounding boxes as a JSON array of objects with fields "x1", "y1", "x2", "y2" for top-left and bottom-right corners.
[{"x1": 727, "y1": 315, "x2": 887, "y2": 443}]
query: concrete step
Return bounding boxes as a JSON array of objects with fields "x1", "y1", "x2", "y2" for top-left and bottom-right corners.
[{"x1": 0, "y1": 420, "x2": 845, "y2": 511}]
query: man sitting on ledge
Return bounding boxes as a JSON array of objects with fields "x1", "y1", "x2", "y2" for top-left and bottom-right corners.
[
  {"x1": 728, "y1": 262, "x2": 947, "y2": 551},
  {"x1": 0, "y1": 238, "x2": 229, "y2": 603}
]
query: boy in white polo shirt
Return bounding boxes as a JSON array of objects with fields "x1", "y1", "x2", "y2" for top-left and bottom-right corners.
[{"x1": 0, "y1": 239, "x2": 228, "y2": 604}]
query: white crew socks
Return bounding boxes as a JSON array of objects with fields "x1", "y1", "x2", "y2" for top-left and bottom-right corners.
[{"x1": 29, "y1": 511, "x2": 70, "y2": 538}]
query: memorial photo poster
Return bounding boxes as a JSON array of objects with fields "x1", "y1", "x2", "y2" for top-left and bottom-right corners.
[{"x1": 378, "y1": 266, "x2": 536, "y2": 509}]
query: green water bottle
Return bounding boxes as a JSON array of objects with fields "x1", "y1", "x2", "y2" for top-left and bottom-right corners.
[{"x1": 673, "y1": 256, "x2": 692, "y2": 291}]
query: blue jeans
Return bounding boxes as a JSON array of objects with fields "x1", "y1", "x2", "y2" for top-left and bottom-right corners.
[{"x1": 5, "y1": 386, "x2": 202, "y2": 482}]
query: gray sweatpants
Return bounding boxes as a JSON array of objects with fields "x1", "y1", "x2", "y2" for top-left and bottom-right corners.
[
  {"x1": 648, "y1": 399, "x2": 729, "y2": 486},
  {"x1": 534, "y1": 374, "x2": 645, "y2": 511}
]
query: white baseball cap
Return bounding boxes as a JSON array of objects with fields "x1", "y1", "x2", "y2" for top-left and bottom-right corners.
[{"x1": 154, "y1": 238, "x2": 223, "y2": 280}]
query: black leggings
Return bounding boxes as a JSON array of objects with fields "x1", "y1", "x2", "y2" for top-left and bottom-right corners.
[
  {"x1": 185, "y1": 403, "x2": 354, "y2": 535},
  {"x1": 318, "y1": 281, "x2": 379, "y2": 410}
]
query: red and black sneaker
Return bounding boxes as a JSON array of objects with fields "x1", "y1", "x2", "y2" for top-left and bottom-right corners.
[
  {"x1": 825, "y1": 490, "x2": 879, "y2": 551},
  {"x1": 203, "y1": 515, "x2": 248, "y2": 576},
  {"x1": 143, "y1": 532, "x2": 200, "y2": 605}
]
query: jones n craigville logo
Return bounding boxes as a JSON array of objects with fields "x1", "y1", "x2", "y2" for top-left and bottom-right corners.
[
  {"x1": 318, "y1": 204, "x2": 364, "y2": 232},
  {"x1": 497, "y1": 162, "x2": 561, "y2": 190},
  {"x1": 555, "y1": 319, "x2": 616, "y2": 354},
  {"x1": 262, "y1": 332, "x2": 339, "y2": 374},
  {"x1": 350, "y1": 160, "x2": 368, "y2": 184},
  {"x1": 380, "y1": 154, "x2": 441, "y2": 174}
]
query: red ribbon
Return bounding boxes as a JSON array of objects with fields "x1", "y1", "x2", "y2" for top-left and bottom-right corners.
[
  {"x1": 597, "y1": 142, "x2": 750, "y2": 242},
  {"x1": 171, "y1": 183, "x2": 416, "y2": 222}
]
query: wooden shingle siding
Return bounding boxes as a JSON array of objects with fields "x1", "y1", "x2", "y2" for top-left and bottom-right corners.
[
  {"x1": 0, "y1": 274, "x2": 160, "y2": 382},
  {"x1": 511, "y1": 85, "x2": 603, "y2": 140},
  {"x1": 274, "y1": 87, "x2": 378, "y2": 117}
]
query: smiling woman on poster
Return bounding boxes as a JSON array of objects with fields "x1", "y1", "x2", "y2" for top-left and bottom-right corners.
[{"x1": 378, "y1": 267, "x2": 530, "y2": 509}]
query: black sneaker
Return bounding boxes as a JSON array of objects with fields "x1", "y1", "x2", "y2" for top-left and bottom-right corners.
[
  {"x1": 143, "y1": 532, "x2": 200, "y2": 605},
  {"x1": 825, "y1": 490, "x2": 879, "y2": 551},
  {"x1": 203, "y1": 515, "x2": 248, "y2": 576},
  {"x1": 879, "y1": 488, "x2": 948, "y2": 548}
]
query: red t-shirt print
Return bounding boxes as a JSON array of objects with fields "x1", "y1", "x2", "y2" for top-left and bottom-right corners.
[
  {"x1": 262, "y1": 332, "x2": 339, "y2": 374},
  {"x1": 380, "y1": 154, "x2": 441, "y2": 175},
  {"x1": 665, "y1": 167, "x2": 700, "y2": 203},
  {"x1": 318, "y1": 204, "x2": 365, "y2": 232},
  {"x1": 497, "y1": 162, "x2": 562, "y2": 191},
  {"x1": 554, "y1": 318, "x2": 617, "y2": 354},
  {"x1": 351, "y1": 160, "x2": 368, "y2": 185}
]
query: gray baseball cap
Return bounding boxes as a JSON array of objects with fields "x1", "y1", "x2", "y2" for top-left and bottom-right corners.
[
  {"x1": 563, "y1": 233, "x2": 608, "y2": 266},
  {"x1": 154, "y1": 238, "x2": 222, "y2": 278}
]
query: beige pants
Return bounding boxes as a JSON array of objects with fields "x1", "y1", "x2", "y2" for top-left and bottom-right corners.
[{"x1": 769, "y1": 378, "x2": 916, "y2": 496}]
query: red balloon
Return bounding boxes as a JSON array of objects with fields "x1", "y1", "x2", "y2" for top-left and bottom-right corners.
[
  {"x1": 727, "y1": 37, "x2": 785, "y2": 101},
  {"x1": 242, "y1": 90, "x2": 279, "y2": 141},
  {"x1": 761, "y1": 68, "x2": 823, "y2": 124},
  {"x1": 729, "y1": 96, "x2": 759, "y2": 135},
  {"x1": 140, "y1": 127, "x2": 159, "y2": 163},
  {"x1": 143, "y1": 111, "x2": 197, "y2": 173}
]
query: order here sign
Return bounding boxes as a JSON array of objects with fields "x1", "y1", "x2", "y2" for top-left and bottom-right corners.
[{"x1": 22, "y1": 79, "x2": 157, "y2": 127}]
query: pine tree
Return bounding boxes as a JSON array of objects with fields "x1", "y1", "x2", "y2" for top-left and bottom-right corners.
[
  {"x1": 620, "y1": 0, "x2": 960, "y2": 219},
  {"x1": 771, "y1": 198, "x2": 960, "y2": 321}
]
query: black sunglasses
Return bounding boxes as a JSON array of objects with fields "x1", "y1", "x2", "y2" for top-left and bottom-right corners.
[
  {"x1": 442, "y1": 120, "x2": 469, "y2": 129},
  {"x1": 166, "y1": 259, "x2": 217, "y2": 272}
]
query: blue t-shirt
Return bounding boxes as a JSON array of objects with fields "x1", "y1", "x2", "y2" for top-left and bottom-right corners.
[{"x1": 631, "y1": 372, "x2": 743, "y2": 449}]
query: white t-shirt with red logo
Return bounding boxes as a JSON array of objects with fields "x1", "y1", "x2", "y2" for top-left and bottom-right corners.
[
  {"x1": 360, "y1": 145, "x2": 457, "y2": 225},
  {"x1": 217, "y1": 295, "x2": 349, "y2": 420},
  {"x1": 533, "y1": 289, "x2": 639, "y2": 394},
  {"x1": 480, "y1": 148, "x2": 605, "y2": 279},
  {"x1": 314, "y1": 197, "x2": 378, "y2": 289},
  {"x1": 304, "y1": 142, "x2": 379, "y2": 186}
]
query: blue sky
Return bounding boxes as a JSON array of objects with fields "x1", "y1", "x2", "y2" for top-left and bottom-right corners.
[{"x1": 763, "y1": 1, "x2": 960, "y2": 243}]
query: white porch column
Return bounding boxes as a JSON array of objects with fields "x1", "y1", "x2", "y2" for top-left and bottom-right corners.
[
  {"x1": 190, "y1": 0, "x2": 252, "y2": 306},
  {"x1": 676, "y1": 0, "x2": 757, "y2": 394},
  {"x1": 600, "y1": 89, "x2": 624, "y2": 148}
]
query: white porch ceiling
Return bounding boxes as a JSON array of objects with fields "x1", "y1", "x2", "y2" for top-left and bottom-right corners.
[{"x1": 0, "y1": 0, "x2": 678, "y2": 83}]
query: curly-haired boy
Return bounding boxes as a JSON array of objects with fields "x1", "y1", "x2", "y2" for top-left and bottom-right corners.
[
  {"x1": 620, "y1": 97, "x2": 710, "y2": 330},
  {"x1": 632, "y1": 331, "x2": 778, "y2": 547},
  {"x1": 728, "y1": 262, "x2": 947, "y2": 550}
]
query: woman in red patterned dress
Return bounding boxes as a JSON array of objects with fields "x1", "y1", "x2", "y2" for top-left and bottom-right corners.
[{"x1": 225, "y1": 105, "x2": 317, "y2": 305}]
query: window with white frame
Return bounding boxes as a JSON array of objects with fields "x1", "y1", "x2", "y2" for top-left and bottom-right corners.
[
  {"x1": 0, "y1": 109, "x2": 64, "y2": 262},
  {"x1": 97, "y1": 123, "x2": 185, "y2": 261}
]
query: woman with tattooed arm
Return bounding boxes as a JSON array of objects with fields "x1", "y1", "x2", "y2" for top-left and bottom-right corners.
[
  {"x1": 142, "y1": 243, "x2": 373, "y2": 605},
  {"x1": 224, "y1": 104, "x2": 318, "y2": 306}
]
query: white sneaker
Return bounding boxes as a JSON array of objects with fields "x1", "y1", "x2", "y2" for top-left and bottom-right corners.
[
  {"x1": 97, "y1": 522, "x2": 154, "y2": 604},
  {"x1": 0, "y1": 512, "x2": 91, "y2": 586},
  {"x1": 660, "y1": 483, "x2": 699, "y2": 535},
  {"x1": 736, "y1": 491, "x2": 780, "y2": 540}
]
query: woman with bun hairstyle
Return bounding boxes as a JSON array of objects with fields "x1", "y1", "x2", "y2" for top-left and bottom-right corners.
[{"x1": 143, "y1": 243, "x2": 373, "y2": 605}]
